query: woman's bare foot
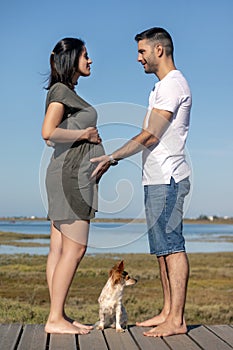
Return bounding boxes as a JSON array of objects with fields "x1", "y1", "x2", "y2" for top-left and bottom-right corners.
[
  {"x1": 143, "y1": 319, "x2": 187, "y2": 337},
  {"x1": 45, "y1": 318, "x2": 90, "y2": 334},
  {"x1": 64, "y1": 314, "x2": 93, "y2": 330},
  {"x1": 136, "y1": 312, "x2": 168, "y2": 327}
]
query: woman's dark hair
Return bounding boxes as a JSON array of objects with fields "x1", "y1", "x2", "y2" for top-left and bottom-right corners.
[
  {"x1": 135, "y1": 27, "x2": 174, "y2": 58},
  {"x1": 46, "y1": 37, "x2": 85, "y2": 89}
]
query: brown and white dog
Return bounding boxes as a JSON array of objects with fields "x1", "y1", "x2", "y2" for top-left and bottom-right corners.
[{"x1": 96, "y1": 260, "x2": 137, "y2": 332}]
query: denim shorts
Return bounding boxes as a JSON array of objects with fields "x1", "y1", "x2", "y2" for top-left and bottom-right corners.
[{"x1": 144, "y1": 177, "x2": 190, "y2": 257}]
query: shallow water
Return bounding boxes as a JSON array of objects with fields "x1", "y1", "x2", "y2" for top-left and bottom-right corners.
[{"x1": 0, "y1": 220, "x2": 233, "y2": 255}]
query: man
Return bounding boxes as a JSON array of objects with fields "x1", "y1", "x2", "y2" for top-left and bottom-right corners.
[{"x1": 91, "y1": 27, "x2": 192, "y2": 337}]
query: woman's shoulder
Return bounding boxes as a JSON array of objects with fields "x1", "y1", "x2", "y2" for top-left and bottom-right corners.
[
  {"x1": 47, "y1": 82, "x2": 89, "y2": 108},
  {"x1": 48, "y1": 82, "x2": 71, "y2": 96}
]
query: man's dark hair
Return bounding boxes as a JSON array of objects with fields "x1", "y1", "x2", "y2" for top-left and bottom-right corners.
[{"x1": 135, "y1": 27, "x2": 174, "y2": 58}]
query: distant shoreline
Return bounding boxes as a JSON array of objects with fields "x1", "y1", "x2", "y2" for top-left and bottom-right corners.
[{"x1": 1, "y1": 217, "x2": 233, "y2": 225}]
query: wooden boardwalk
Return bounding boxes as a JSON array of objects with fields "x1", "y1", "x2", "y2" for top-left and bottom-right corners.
[{"x1": 0, "y1": 324, "x2": 232, "y2": 350}]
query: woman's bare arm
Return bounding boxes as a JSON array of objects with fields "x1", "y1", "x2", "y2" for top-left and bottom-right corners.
[{"x1": 42, "y1": 102, "x2": 100, "y2": 144}]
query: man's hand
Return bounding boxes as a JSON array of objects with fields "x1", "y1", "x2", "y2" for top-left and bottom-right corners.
[{"x1": 90, "y1": 155, "x2": 111, "y2": 182}]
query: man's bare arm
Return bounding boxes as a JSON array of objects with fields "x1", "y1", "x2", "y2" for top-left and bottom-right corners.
[
  {"x1": 111, "y1": 108, "x2": 173, "y2": 160},
  {"x1": 90, "y1": 108, "x2": 173, "y2": 179}
]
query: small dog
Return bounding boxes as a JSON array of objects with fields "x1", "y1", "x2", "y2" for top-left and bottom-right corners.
[{"x1": 96, "y1": 260, "x2": 137, "y2": 332}]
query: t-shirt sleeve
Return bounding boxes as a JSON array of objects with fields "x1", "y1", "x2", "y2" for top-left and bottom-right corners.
[
  {"x1": 47, "y1": 83, "x2": 71, "y2": 106},
  {"x1": 153, "y1": 79, "x2": 180, "y2": 113},
  {"x1": 46, "y1": 83, "x2": 89, "y2": 112}
]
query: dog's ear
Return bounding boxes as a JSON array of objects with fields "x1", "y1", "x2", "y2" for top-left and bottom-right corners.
[
  {"x1": 109, "y1": 261, "x2": 125, "y2": 284},
  {"x1": 109, "y1": 261, "x2": 119, "y2": 277},
  {"x1": 118, "y1": 260, "x2": 124, "y2": 272}
]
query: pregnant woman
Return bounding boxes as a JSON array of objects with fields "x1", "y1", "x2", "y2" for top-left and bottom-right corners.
[{"x1": 42, "y1": 37, "x2": 106, "y2": 334}]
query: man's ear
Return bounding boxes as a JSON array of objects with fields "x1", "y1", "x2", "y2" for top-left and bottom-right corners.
[{"x1": 155, "y1": 43, "x2": 164, "y2": 57}]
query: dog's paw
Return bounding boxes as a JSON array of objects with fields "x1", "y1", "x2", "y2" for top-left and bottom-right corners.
[
  {"x1": 116, "y1": 327, "x2": 125, "y2": 333},
  {"x1": 96, "y1": 324, "x2": 104, "y2": 331}
]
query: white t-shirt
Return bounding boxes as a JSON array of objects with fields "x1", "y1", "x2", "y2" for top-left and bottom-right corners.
[{"x1": 142, "y1": 70, "x2": 192, "y2": 185}]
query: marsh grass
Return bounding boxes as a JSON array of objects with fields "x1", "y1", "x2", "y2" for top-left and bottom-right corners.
[
  {"x1": 0, "y1": 253, "x2": 232, "y2": 325},
  {"x1": 0, "y1": 232, "x2": 50, "y2": 247}
]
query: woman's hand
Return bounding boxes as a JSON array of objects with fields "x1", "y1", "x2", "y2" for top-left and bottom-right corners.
[
  {"x1": 83, "y1": 127, "x2": 102, "y2": 143},
  {"x1": 45, "y1": 139, "x2": 55, "y2": 147}
]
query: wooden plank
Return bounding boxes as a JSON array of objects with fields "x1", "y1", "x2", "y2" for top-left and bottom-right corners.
[
  {"x1": 49, "y1": 333, "x2": 76, "y2": 350},
  {"x1": 164, "y1": 333, "x2": 202, "y2": 350},
  {"x1": 1, "y1": 323, "x2": 232, "y2": 350},
  {"x1": 104, "y1": 328, "x2": 138, "y2": 350},
  {"x1": 205, "y1": 325, "x2": 233, "y2": 347},
  {"x1": 129, "y1": 326, "x2": 170, "y2": 350},
  {"x1": 0, "y1": 324, "x2": 23, "y2": 350},
  {"x1": 79, "y1": 329, "x2": 108, "y2": 350},
  {"x1": 17, "y1": 324, "x2": 47, "y2": 350},
  {"x1": 188, "y1": 325, "x2": 232, "y2": 350}
]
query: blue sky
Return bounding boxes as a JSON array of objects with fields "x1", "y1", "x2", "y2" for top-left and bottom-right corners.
[{"x1": 0, "y1": 0, "x2": 232, "y2": 218}]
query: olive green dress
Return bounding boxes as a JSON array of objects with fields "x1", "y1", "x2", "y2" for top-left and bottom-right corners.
[{"x1": 45, "y1": 82, "x2": 105, "y2": 221}]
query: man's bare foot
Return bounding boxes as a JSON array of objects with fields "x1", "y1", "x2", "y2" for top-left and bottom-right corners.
[
  {"x1": 45, "y1": 318, "x2": 90, "y2": 334},
  {"x1": 143, "y1": 320, "x2": 187, "y2": 337},
  {"x1": 136, "y1": 313, "x2": 167, "y2": 327},
  {"x1": 72, "y1": 320, "x2": 93, "y2": 330},
  {"x1": 64, "y1": 314, "x2": 93, "y2": 330}
]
